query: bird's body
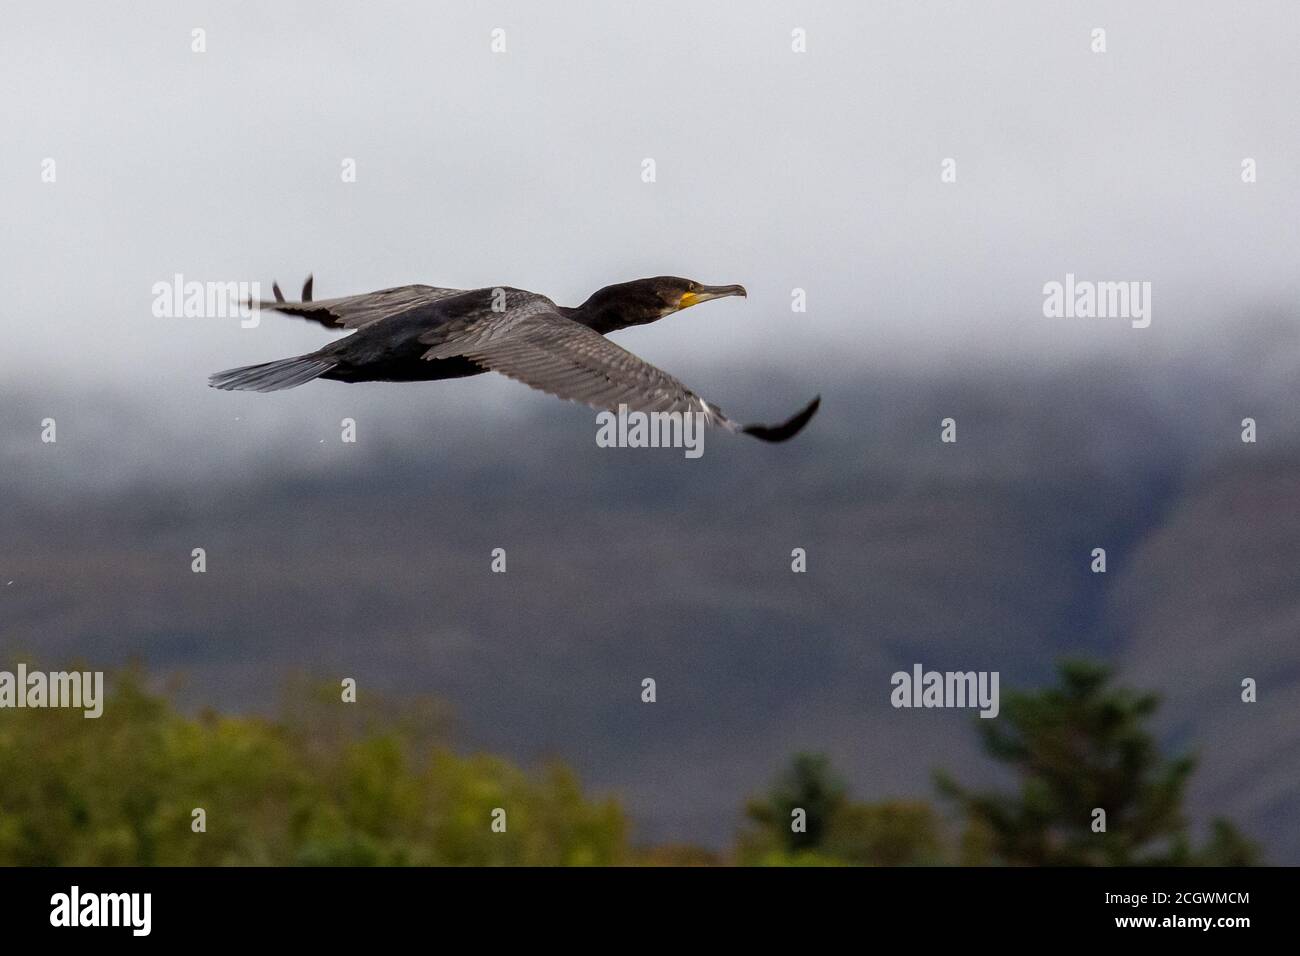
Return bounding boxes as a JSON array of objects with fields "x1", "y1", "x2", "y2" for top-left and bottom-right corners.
[
  {"x1": 316, "y1": 290, "x2": 503, "y2": 384},
  {"x1": 211, "y1": 276, "x2": 820, "y2": 443}
]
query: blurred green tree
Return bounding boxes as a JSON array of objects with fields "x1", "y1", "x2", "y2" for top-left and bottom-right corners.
[
  {"x1": 0, "y1": 660, "x2": 1263, "y2": 867},
  {"x1": 745, "y1": 753, "x2": 847, "y2": 853},
  {"x1": 739, "y1": 753, "x2": 944, "y2": 865},
  {"x1": 936, "y1": 660, "x2": 1261, "y2": 866},
  {"x1": 0, "y1": 666, "x2": 626, "y2": 866}
]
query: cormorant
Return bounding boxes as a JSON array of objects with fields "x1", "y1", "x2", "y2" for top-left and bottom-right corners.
[{"x1": 209, "y1": 276, "x2": 820, "y2": 442}]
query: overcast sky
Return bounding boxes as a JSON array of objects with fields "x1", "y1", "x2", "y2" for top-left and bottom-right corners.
[{"x1": 2, "y1": 0, "x2": 1297, "y2": 423}]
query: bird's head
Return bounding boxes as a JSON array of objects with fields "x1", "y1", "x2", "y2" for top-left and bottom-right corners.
[{"x1": 576, "y1": 276, "x2": 747, "y2": 332}]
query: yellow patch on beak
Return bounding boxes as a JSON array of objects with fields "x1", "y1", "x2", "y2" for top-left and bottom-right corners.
[{"x1": 677, "y1": 292, "x2": 703, "y2": 310}]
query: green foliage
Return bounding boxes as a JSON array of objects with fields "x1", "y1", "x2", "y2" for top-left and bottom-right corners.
[
  {"x1": 740, "y1": 661, "x2": 1261, "y2": 866},
  {"x1": 936, "y1": 660, "x2": 1261, "y2": 866},
  {"x1": 0, "y1": 660, "x2": 1262, "y2": 866},
  {"x1": 739, "y1": 752, "x2": 945, "y2": 866},
  {"x1": 744, "y1": 753, "x2": 847, "y2": 853},
  {"x1": 0, "y1": 668, "x2": 625, "y2": 866},
  {"x1": 826, "y1": 801, "x2": 945, "y2": 866}
]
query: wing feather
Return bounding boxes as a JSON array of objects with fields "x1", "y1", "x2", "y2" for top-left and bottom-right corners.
[
  {"x1": 251, "y1": 282, "x2": 467, "y2": 330},
  {"x1": 420, "y1": 302, "x2": 737, "y2": 428}
]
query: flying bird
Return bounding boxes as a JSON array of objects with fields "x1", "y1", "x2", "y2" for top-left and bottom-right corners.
[{"x1": 209, "y1": 276, "x2": 820, "y2": 443}]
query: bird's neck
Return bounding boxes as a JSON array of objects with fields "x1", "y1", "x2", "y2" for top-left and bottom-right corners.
[{"x1": 561, "y1": 299, "x2": 624, "y2": 335}]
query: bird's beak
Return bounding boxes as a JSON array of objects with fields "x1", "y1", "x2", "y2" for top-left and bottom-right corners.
[{"x1": 677, "y1": 284, "x2": 747, "y2": 311}]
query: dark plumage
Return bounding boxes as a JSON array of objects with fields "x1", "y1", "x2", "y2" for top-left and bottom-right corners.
[{"x1": 210, "y1": 276, "x2": 820, "y2": 443}]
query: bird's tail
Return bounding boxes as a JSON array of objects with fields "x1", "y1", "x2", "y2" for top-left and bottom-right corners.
[{"x1": 208, "y1": 353, "x2": 337, "y2": 392}]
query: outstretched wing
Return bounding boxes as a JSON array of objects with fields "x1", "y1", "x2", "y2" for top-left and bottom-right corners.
[
  {"x1": 250, "y1": 276, "x2": 467, "y2": 330},
  {"x1": 418, "y1": 296, "x2": 819, "y2": 442}
]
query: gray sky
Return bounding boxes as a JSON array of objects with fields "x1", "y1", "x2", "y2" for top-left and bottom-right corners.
[{"x1": 2, "y1": 0, "x2": 1297, "y2": 416}]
